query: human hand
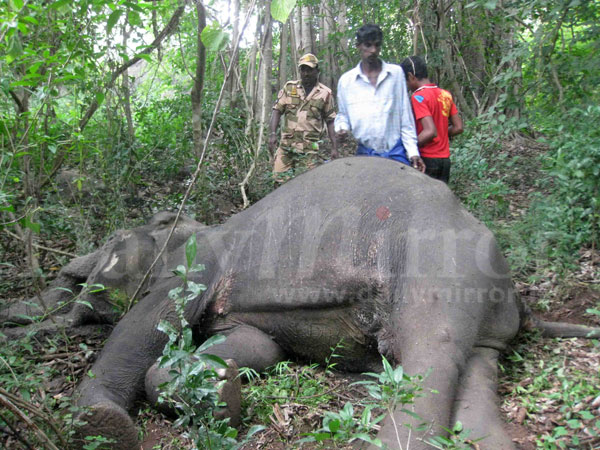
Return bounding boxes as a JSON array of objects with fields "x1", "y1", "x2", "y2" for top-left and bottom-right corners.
[
  {"x1": 268, "y1": 133, "x2": 278, "y2": 156},
  {"x1": 410, "y1": 156, "x2": 426, "y2": 173},
  {"x1": 336, "y1": 130, "x2": 349, "y2": 142}
]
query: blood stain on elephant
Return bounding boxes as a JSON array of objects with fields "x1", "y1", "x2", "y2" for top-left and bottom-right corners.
[{"x1": 376, "y1": 205, "x2": 391, "y2": 221}]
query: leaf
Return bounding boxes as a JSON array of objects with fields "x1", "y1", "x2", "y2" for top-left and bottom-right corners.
[
  {"x1": 553, "y1": 426, "x2": 568, "y2": 437},
  {"x1": 197, "y1": 353, "x2": 228, "y2": 368},
  {"x1": 17, "y1": 22, "x2": 29, "y2": 35},
  {"x1": 107, "y1": 9, "x2": 124, "y2": 35},
  {"x1": 10, "y1": 0, "x2": 24, "y2": 10},
  {"x1": 200, "y1": 23, "x2": 230, "y2": 52},
  {"x1": 355, "y1": 434, "x2": 382, "y2": 447},
  {"x1": 137, "y1": 53, "x2": 152, "y2": 63},
  {"x1": 157, "y1": 320, "x2": 178, "y2": 338},
  {"x1": 23, "y1": 217, "x2": 40, "y2": 233},
  {"x1": 245, "y1": 425, "x2": 266, "y2": 439},
  {"x1": 7, "y1": 34, "x2": 23, "y2": 63},
  {"x1": 330, "y1": 418, "x2": 343, "y2": 433},
  {"x1": 196, "y1": 334, "x2": 226, "y2": 353},
  {"x1": 270, "y1": 0, "x2": 296, "y2": 23},
  {"x1": 74, "y1": 300, "x2": 94, "y2": 310},
  {"x1": 50, "y1": 0, "x2": 70, "y2": 10},
  {"x1": 185, "y1": 234, "x2": 197, "y2": 268},
  {"x1": 96, "y1": 92, "x2": 105, "y2": 106},
  {"x1": 128, "y1": 10, "x2": 142, "y2": 27},
  {"x1": 483, "y1": 0, "x2": 497, "y2": 10}
]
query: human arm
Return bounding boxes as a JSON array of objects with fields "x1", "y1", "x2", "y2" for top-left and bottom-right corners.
[
  {"x1": 398, "y1": 72, "x2": 419, "y2": 159},
  {"x1": 448, "y1": 113, "x2": 463, "y2": 137},
  {"x1": 334, "y1": 77, "x2": 350, "y2": 142},
  {"x1": 268, "y1": 109, "x2": 282, "y2": 157},
  {"x1": 417, "y1": 115, "x2": 437, "y2": 147},
  {"x1": 322, "y1": 90, "x2": 339, "y2": 158},
  {"x1": 326, "y1": 120, "x2": 339, "y2": 158}
]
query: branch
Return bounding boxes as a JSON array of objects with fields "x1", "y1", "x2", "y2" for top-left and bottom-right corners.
[
  {"x1": 8, "y1": 90, "x2": 25, "y2": 113},
  {"x1": 0, "y1": 390, "x2": 61, "y2": 450},
  {"x1": 3, "y1": 229, "x2": 78, "y2": 258},
  {"x1": 78, "y1": 4, "x2": 186, "y2": 132}
]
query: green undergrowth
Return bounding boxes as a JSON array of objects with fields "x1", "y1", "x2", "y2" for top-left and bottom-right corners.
[
  {"x1": 0, "y1": 331, "x2": 93, "y2": 449},
  {"x1": 501, "y1": 332, "x2": 600, "y2": 449},
  {"x1": 451, "y1": 104, "x2": 600, "y2": 280}
]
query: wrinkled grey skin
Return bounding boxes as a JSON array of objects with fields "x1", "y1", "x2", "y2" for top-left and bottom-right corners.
[{"x1": 2, "y1": 158, "x2": 597, "y2": 450}]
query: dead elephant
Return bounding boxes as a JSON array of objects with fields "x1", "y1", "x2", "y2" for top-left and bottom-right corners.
[{"x1": 3, "y1": 157, "x2": 598, "y2": 450}]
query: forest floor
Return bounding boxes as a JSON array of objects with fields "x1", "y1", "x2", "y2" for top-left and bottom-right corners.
[{"x1": 1, "y1": 137, "x2": 599, "y2": 449}]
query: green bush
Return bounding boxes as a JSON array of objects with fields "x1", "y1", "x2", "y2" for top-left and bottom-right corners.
[{"x1": 517, "y1": 106, "x2": 600, "y2": 271}]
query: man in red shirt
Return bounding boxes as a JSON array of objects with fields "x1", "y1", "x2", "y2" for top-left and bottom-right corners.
[{"x1": 400, "y1": 56, "x2": 463, "y2": 183}]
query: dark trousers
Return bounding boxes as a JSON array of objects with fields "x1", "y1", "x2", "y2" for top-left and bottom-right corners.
[{"x1": 422, "y1": 157, "x2": 451, "y2": 183}]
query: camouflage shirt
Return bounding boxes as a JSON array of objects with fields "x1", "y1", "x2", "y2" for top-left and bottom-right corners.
[{"x1": 273, "y1": 80, "x2": 336, "y2": 151}]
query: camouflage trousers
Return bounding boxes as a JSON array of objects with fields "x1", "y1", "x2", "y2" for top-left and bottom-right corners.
[{"x1": 273, "y1": 145, "x2": 324, "y2": 184}]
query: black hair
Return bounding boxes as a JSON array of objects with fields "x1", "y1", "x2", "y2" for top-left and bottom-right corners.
[
  {"x1": 400, "y1": 55, "x2": 428, "y2": 80},
  {"x1": 356, "y1": 24, "x2": 383, "y2": 45}
]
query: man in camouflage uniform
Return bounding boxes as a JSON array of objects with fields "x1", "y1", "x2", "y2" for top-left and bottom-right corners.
[{"x1": 269, "y1": 53, "x2": 338, "y2": 184}]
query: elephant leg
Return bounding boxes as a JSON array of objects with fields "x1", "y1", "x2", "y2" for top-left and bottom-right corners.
[
  {"x1": 374, "y1": 285, "x2": 470, "y2": 449},
  {"x1": 72, "y1": 278, "x2": 189, "y2": 450},
  {"x1": 376, "y1": 349, "x2": 465, "y2": 450},
  {"x1": 145, "y1": 325, "x2": 286, "y2": 426},
  {"x1": 452, "y1": 347, "x2": 516, "y2": 449},
  {"x1": 197, "y1": 324, "x2": 287, "y2": 372}
]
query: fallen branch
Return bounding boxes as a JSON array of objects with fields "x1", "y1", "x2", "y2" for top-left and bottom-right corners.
[
  {"x1": 0, "y1": 389, "x2": 63, "y2": 450},
  {"x1": 3, "y1": 229, "x2": 78, "y2": 258}
]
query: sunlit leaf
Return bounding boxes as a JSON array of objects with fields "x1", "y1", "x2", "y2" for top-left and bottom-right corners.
[
  {"x1": 10, "y1": 0, "x2": 24, "y2": 10},
  {"x1": 50, "y1": 0, "x2": 70, "y2": 11},
  {"x1": 137, "y1": 53, "x2": 152, "y2": 63},
  {"x1": 107, "y1": 9, "x2": 123, "y2": 35},
  {"x1": 200, "y1": 23, "x2": 229, "y2": 52},
  {"x1": 271, "y1": 0, "x2": 296, "y2": 23}
]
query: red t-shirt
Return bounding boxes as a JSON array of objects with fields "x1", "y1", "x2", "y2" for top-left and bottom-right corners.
[{"x1": 410, "y1": 84, "x2": 458, "y2": 158}]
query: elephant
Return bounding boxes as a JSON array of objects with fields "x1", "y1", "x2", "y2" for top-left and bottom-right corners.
[{"x1": 2, "y1": 157, "x2": 598, "y2": 450}]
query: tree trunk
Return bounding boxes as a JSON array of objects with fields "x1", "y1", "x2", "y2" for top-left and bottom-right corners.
[
  {"x1": 288, "y1": 17, "x2": 300, "y2": 80},
  {"x1": 293, "y1": 7, "x2": 304, "y2": 54},
  {"x1": 278, "y1": 21, "x2": 289, "y2": 90},
  {"x1": 259, "y1": 0, "x2": 273, "y2": 145},
  {"x1": 337, "y1": 2, "x2": 351, "y2": 70},
  {"x1": 191, "y1": 0, "x2": 207, "y2": 159},
  {"x1": 320, "y1": 1, "x2": 334, "y2": 89},
  {"x1": 122, "y1": 18, "x2": 135, "y2": 149},
  {"x1": 300, "y1": 5, "x2": 313, "y2": 54},
  {"x1": 227, "y1": 0, "x2": 241, "y2": 105}
]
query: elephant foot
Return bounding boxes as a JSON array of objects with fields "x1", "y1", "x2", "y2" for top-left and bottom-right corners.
[
  {"x1": 145, "y1": 358, "x2": 242, "y2": 427},
  {"x1": 74, "y1": 401, "x2": 140, "y2": 450}
]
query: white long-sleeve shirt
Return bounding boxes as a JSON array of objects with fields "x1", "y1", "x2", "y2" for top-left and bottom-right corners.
[{"x1": 334, "y1": 60, "x2": 419, "y2": 158}]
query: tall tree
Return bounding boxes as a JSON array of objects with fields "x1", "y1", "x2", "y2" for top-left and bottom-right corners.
[{"x1": 191, "y1": 0, "x2": 207, "y2": 158}]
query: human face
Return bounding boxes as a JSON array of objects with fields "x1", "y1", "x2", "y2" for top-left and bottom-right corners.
[
  {"x1": 357, "y1": 40, "x2": 382, "y2": 65},
  {"x1": 300, "y1": 65, "x2": 319, "y2": 87},
  {"x1": 406, "y1": 72, "x2": 419, "y2": 92}
]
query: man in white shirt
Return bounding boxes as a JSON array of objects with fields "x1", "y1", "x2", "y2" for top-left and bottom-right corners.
[{"x1": 335, "y1": 24, "x2": 426, "y2": 172}]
